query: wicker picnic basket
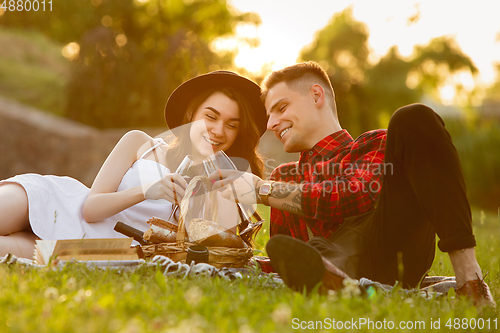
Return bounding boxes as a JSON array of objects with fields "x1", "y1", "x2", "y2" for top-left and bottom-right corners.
[{"x1": 141, "y1": 176, "x2": 254, "y2": 268}]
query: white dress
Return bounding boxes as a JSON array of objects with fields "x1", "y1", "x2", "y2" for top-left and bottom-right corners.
[{"x1": 0, "y1": 139, "x2": 173, "y2": 240}]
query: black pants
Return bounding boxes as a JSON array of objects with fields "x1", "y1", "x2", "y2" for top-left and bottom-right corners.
[{"x1": 309, "y1": 104, "x2": 476, "y2": 288}]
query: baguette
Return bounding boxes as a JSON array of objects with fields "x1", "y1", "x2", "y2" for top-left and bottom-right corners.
[
  {"x1": 143, "y1": 217, "x2": 178, "y2": 243},
  {"x1": 189, "y1": 218, "x2": 245, "y2": 248}
]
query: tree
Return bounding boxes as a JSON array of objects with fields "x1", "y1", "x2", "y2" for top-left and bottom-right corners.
[
  {"x1": 1, "y1": 0, "x2": 260, "y2": 128},
  {"x1": 484, "y1": 63, "x2": 500, "y2": 100},
  {"x1": 300, "y1": 7, "x2": 477, "y2": 137},
  {"x1": 300, "y1": 7, "x2": 370, "y2": 135}
]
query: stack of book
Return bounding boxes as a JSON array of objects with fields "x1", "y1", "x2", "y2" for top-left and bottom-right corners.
[{"x1": 33, "y1": 238, "x2": 142, "y2": 265}]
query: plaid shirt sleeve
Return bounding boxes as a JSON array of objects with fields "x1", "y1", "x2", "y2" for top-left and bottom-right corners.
[
  {"x1": 301, "y1": 130, "x2": 387, "y2": 221},
  {"x1": 269, "y1": 206, "x2": 293, "y2": 237}
]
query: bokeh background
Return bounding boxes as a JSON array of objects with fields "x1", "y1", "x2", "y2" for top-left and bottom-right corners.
[{"x1": 0, "y1": 0, "x2": 499, "y2": 212}]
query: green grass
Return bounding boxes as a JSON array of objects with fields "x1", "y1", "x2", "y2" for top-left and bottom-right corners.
[
  {"x1": 1, "y1": 207, "x2": 499, "y2": 332},
  {"x1": 0, "y1": 27, "x2": 69, "y2": 115}
]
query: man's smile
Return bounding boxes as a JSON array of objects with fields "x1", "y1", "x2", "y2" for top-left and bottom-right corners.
[{"x1": 280, "y1": 127, "x2": 292, "y2": 138}]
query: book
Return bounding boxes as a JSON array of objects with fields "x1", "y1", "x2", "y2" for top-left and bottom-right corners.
[{"x1": 33, "y1": 238, "x2": 141, "y2": 265}]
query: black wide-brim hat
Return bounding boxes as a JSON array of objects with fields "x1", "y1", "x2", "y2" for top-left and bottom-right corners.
[{"x1": 164, "y1": 71, "x2": 267, "y2": 136}]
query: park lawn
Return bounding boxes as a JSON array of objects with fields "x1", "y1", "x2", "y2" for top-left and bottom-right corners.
[{"x1": 1, "y1": 207, "x2": 499, "y2": 333}]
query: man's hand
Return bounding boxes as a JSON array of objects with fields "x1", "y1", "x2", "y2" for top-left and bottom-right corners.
[{"x1": 208, "y1": 169, "x2": 261, "y2": 206}]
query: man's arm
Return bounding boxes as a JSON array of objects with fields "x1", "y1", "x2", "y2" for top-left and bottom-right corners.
[
  {"x1": 300, "y1": 132, "x2": 387, "y2": 220},
  {"x1": 209, "y1": 169, "x2": 305, "y2": 215},
  {"x1": 211, "y1": 162, "x2": 382, "y2": 219},
  {"x1": 264, "y1": 130, "x2": 387, "y2": 220},
  {"x1": 211, "y1": 154, "x2": 383, "y2": 219},
  {"x1": 211, "y1": 129, "x2": 386, "y2": 219},
  {"x1": 256, "y1": 180, "x2": 304, "y2": 216}
]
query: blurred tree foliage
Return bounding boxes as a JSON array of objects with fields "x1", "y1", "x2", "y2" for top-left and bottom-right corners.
[
  {"x1": 0, "y1": 0, "x2": 259, "y2": 128},
  {"x1": 446, "y1": 119, "x2": 500, "y2": 211},
  {"x1": 300, "y1": 7, "x2": 477, "y2": 137},
  {"x1": 484, "y1": 63, "x2": 500, "y2": 99}
]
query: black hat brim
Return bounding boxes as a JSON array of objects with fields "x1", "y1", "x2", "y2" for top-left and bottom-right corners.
[{"x1": 164, "y1": 71, "x2": 267, "y2": 136}]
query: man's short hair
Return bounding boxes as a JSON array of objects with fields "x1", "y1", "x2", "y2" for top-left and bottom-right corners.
[{"x1": 261, "y1": 61, "x2": 337, "y2": 113}]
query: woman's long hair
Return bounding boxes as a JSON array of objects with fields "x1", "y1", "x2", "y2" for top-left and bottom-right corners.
[{"x1": 166, "y1": 86, "x2": 264, "y2": 178}]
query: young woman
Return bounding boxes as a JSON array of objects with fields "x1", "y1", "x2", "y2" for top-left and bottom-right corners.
[{"x1": 0, "y1": 71, "x2": 267, "y2": 258}]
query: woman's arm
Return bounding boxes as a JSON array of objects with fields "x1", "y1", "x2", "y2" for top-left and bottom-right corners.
[
  {"x1": 82, "y1": 130, "x2": 152, "y2": 222},
  {"x1": 83, "y1": 130, "x2": 189, "y2": 222}
]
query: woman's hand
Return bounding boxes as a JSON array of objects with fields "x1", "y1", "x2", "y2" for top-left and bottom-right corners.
[{"x1": 144, "y1": 173, "x2": 188, "y2": 204}]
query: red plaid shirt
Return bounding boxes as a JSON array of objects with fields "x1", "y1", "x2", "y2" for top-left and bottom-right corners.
[{"x1": 270, "y1": 129, "x2": 387, "y2": 241}]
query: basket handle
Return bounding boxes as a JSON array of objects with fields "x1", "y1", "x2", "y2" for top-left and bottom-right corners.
[
  {"x1": 176, "y1": 176, "x2": 213, "y2": 243},
  {"x1": 176, "y1": 175, "x2": 262, "y2": 246}
]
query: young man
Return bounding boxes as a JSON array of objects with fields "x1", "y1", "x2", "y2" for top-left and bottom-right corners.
[{"x1": 211, "y1": 61, "x2": 495, "y2": 307}]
